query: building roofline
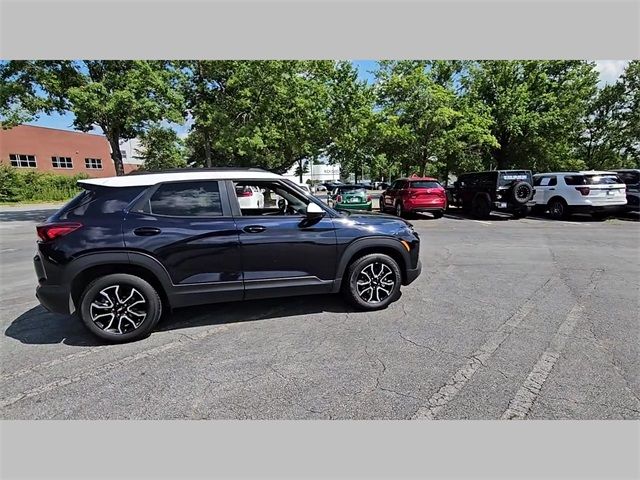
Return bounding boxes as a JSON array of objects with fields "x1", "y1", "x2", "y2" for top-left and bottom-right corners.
[{"x1": 7, "y1": 124, "x2": 107, "y2": 138}]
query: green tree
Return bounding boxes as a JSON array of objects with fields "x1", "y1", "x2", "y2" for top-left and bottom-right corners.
[
  {"x1": 325, "y1": 61, "x2": 378, "y2": 182},
  {"x1": 619, "y1": 60, "x2": 640, "y2": 166},
  {"x1": 468, "y1": 60, "x2": 598, "y2": 172},
  {"x1": 375, "y1": 61, "x2": 496, "y2": 181},
  {"x1": 1, "y1": 61, "x2": 184, "y2": 175},
  {"x1": 178, "y1": 61, "x2": 334, "y2": 178},
  {"x1": 136, "y1": 125, "x2": 186, "y2": 171}
]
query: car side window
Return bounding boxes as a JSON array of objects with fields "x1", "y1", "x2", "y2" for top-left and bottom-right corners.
[
  {"x1": 146, "y1": 181, "x2": 223, "y2": 217},
  {"x1": 234, "y1": 180, "x2": 310, "y2": 216},
  {"x1": 536, "y1": 176, "x2": 556, "y2": 187},
  {"x1": 563, "y1": 175, "x2": 585, "y2": 186}
]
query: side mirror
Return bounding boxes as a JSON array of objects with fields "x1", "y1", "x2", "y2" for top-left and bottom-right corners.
[{"x1": 306, "y1": 202, "x2": 326, "y2": 219}]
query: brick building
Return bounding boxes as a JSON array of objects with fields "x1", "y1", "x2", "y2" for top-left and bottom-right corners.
[{"x1": 0, "y1": 125, "x2": 139, "y2": 177}]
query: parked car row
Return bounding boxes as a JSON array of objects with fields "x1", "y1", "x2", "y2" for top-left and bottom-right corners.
[{"x1": 348, "y1": 169, "x2": 638, "y2": 221}]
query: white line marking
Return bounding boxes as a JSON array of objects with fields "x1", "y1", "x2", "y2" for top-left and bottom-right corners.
[
  {"x1": 412, "y1": 276, "x2": 558, "y2": 420},
  {"x1": 474, "y1": 220, "x2": 492, "y2": 225},
  {"x1": 501, "y1": 270, "x2": 602, "y2": 420},
  {"x1": 0, "y1": 325, "x2": 230, "y2": 409}
]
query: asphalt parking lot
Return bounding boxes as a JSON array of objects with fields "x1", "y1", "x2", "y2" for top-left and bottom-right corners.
[{"x1": 1, "y1": 203, "x2": 638, "y2": 419}]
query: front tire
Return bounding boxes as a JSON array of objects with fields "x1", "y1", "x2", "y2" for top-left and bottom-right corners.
[
  {"x1": 79, "y1": 273, "x2": 162, "y2": 343},
  {"x1": 342, "y1": 253, "x2": 402, "y2": 310}
]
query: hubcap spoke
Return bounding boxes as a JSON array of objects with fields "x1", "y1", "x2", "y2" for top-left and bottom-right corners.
[
  {"x1": 356, "y1": 262, "x2": 395, "y2": 304},
  {"x1": 90, "y1": 284, "x2": 147, "y2": 335}
]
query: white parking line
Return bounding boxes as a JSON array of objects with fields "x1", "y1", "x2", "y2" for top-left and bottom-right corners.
[
  {"x1": 444, "y1": 213, "x2": 492, "y2": 225},
  {"x1": 501, "y1": 270, "x2": 603, "y2": 420},
  {"x1": 412, "y1": 276, "x2": 558, "y2": 420}
]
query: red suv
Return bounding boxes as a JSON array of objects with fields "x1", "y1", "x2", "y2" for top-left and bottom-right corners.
[{"x1": 380, "y1": 177, "x2": 447, "y2": 218}]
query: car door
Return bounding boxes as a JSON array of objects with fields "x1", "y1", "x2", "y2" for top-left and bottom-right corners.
[
  {"x1": 384, "y1": 181, "x2": 401, "y2": 209},
  {"x1": 227, "y1": 179, "x2": 338, "y2": 300},
  {"x1": 533, "y1": 175, "x2": 557, "y2": 205},
  {"x1": 123, "y1": 180, "x2": 243, "y2": 305}
]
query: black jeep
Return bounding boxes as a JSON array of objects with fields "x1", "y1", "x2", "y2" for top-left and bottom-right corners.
[{"x1": 446, "y1": 170, "x2": 535, "y2": 219}]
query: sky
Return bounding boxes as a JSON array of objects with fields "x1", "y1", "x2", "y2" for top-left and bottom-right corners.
[{"x1": 22, "y1": 60, "x2": 630, "y2": 134}]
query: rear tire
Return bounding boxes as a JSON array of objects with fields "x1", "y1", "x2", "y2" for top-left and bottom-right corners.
[
  {"x1": 395, "y1": 202, "x2": 405, "y2": 218},
  {"x1": 79, "y1": 273, "x2": 162, "y2": 343},
  {"x1": 342, "y1": 253, "x2": 402, "y2": 310},
  {"x1": 432, "y1": 210, "x2": 444, "y2": 219},
  {"x1": 471, "y1": 195, "x2": 491, "y2": 219},
  {"x1": 548, "y1": 198, "x2": 569, "y2": 220}
]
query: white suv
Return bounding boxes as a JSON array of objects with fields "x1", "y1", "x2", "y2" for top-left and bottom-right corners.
[{"x1": 532, "y1": 171, "x2": 627, "y2": 219}]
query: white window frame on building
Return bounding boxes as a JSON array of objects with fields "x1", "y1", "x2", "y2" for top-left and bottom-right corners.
[
  {"x1": 51, "y1": 156, "x2": 73, "y2": 169},
  {"x1": 85, "y1": 158, "x2": 103, "y2": 169},
  {"x1": 9, "y1": 154, "x2": 37, "y2": 168}
]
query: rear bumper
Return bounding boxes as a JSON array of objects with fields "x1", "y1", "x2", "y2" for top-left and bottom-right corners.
[
  {"x1": 404, "y1": 259, "x2": 422, "y2": 285},
  {"x1": 36, "y1": 284, "x2": 71, "y2": 315},
  {"x1": 335, "y1": 203, "x2": 372, "y2": 210},
  {"x1": 405, "y1": 200, "x2": 446, "y2": 211},
  {"x1": 571, "y1": 204, "x2": 626, "y2": 214},
  {"x1": 34, "y1": 253, "x2": 72, "y2": 315}
]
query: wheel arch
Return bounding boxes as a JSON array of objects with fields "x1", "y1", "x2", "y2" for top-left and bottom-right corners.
[
  {"x1": 67, "y1": 251, "x2": 172, "y2": 311},
  {"x1": 335, "y1": 237, "x2": 410, "y2": 289}
]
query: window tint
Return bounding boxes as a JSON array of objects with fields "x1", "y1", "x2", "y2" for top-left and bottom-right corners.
[
  {"x1": 338, "y1": 186, "x2": 366, "y2": 193},
  {"x1": 499, "y1": 171, "x2": 530, "y2": 186},
  {"x1": 563, "y1": 175, "x2": 586, "y2": 186},
  {"x1": 536, "y1": 176, "x2": 557, "y2": 186},
  {"x1": 616, "y1": 171, "x2": 640, "y2": 185},
  {"x1": 391, "y1": 180, "x2": 404, "y2": 189},
  {"x1": 59, "y1": 186, "x2": 145, "y2": 220},
  {"x1": 409, "y1": 181, "x2": 441, "y2": 189},
  {"x1": 148, "y1": 182, "x2": 223, "y2": 217},
  {"x1": 235, "y1": 180, "x2": 310, "y2": 216},
  {"x1": 583, "y1": 174, "x2": 623, "y2": 185}
]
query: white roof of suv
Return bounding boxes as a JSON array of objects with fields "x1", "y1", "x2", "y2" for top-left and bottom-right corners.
[{"x1": 79, "y1": 170, "x2": 282, "y2": 188}]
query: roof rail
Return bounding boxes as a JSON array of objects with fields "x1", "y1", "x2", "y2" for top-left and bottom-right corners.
[{"x1": 126, "y1": 167, "x2": 270, "y2": 176}]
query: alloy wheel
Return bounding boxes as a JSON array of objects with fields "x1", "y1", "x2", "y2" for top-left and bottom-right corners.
[
  {"x1": 89, "y1": 284, "x2": 147, "y2": 335},
  {"x1": 356, "y1": 262, "x2": 396, "y2": 304},
  {"x1": 550, "y1": 201, "x2": 564, "y2": 218}
]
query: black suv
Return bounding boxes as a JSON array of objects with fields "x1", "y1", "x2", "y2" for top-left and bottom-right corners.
[
  {"x1": 34, "y1": 169, "x2": 421, "y2": 342},
  {"x1": 447, "y1": 170, "x2": 535, "y2": 219}
]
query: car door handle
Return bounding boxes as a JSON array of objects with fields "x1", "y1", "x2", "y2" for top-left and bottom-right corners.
[
  {"x1": 243, "y1": 225, "x2": 266, "y2": 233},
  {"x1": 548, "y1": 188, "x2": 555, "y2": 191},
  {"x1": 133, "y1": 227, "x2": 162, "y2": 236}
]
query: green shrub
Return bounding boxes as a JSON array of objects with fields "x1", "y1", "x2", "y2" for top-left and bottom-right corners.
[{"x1": 0, "y1": 165, "x2": 88, "y2": 203}]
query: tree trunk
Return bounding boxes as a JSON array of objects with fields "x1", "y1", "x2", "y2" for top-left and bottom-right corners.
[
  {"x1": 203, "y1": 130, "x2": 212, "y2": 168},
  {"x1": 107, "y1": 134, "x2": 125, "y2": 176},
  {"x1": 298, "y1": 159, "x2": 304, "y2": 183}
]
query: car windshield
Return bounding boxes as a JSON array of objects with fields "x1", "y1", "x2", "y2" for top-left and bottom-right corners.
[
  {"x1": 338, "y1": 187, "x2": 366, "y2": 195},
  {"x1": 583, "y1": 175, "x2": 622, "y2": 185},
  {"x1": 498, "y1": 172, "x2": 531, "y2": 186},
  {"x1": 409, "y1": 181, "x2": 441, "y2": 189}
]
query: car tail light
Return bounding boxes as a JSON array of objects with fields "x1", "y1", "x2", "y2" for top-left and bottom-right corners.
[
  {"x1": 366, "y1": 195, "x2": 372, "y2": 202},
  {"x1": 336, "y1": 195, "x2": 343, "y2": 203},
  {"x1": 36, "y1": 222, "x2": 83, "y2": 242},
  {"x1": 575, "y1": 186, "x2": 590, "y2": 196}
]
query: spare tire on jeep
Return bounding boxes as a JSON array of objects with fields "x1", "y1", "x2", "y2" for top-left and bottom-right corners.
[{"x1": 512, "y1": 181, "x2": 533, "y2": 204}]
